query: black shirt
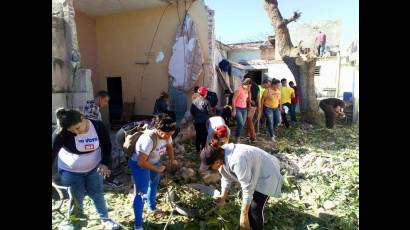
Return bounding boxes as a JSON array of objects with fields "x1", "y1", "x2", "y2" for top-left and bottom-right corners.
[
  {"x1": 153, "y1": 98, "x2": 169, "y2": 114},
  {"x1": 320, "y1": 98, "x2": 345, "y2": 108},
  {"x1": 250, "y1": 82, "x2": 260, "y2": 107}
]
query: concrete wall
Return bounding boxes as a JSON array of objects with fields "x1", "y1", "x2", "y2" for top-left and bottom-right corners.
[
  {"x1": 288, "y1": 20, "x2": 341, "y2": 49},
  {"x1": 315, "y1": 58, "x2": 339, "y2": 95},
  {"x1": 94, "y1": 1, "x2": 210, "y2": 121},
  {"x1": 228, "y1": 49, "x2": 261, "y2": 63},
  {"x1": 339, "y1": 64, "x2": 355, "y2": 97},
  {"x1": 75, "y1": 10, "x2": 99, "y2": 94},
  {"x1": 352, "y1": 65, "x2": 359, "y2": 122},
  {"x1": 262, "y1": 58, "x2": 343, "y2": 97},
  {"x1": 260, "y1": 47, "x2": 275, "y2": 60},
  {"x1": 266, "y1": 63, "x2": 295, "y2": 82}
]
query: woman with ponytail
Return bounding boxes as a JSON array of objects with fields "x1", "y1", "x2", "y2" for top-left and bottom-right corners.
[
  {"x1": 128, "y1": 113, "x2": 179, "y2": 230},
  {"x1": 52, "y1": 108, "x2": 119, "y2": 230}
]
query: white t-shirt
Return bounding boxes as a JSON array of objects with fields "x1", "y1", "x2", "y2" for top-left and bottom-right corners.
[
  {"x1": 58, "y1": 120, "x2": 102, "y2": 173},
  {"x1": 207, "y1": 116, "x2": 230, "y2": 138},
  {"x1": 132, "y1": 130, "x2": 172, "y2": 164},
  {"x1": 207, "y1": 116, "x2": 226, "y2": 133}
]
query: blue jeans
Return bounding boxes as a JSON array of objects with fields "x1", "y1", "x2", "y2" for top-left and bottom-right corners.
[
  {"x1": 318, "y1": 43, "x2": 326, "y2": 57},
  {"x1": 290, "y1": 103, "x2": 297, "y2": 122},
  {"x1": 263, "y1": 107, "x2": 281, "y2": 137},
  {"x1": 128, "y1": 159, "x2": 161, "y2": 228},
  {"x1": 59, "y1": 166, "x2": 108, "y2": 218},
  {"x1": 235, "y1": 108, "x2": 247, "y2": 137}
]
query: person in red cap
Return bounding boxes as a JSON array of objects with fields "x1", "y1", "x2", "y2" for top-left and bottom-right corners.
[
  {"x1": 190, "y1": 86, "x2": 212, "y2": 154},
  {"x1": 199, "y1": 143, "x2": 282, "y2": 230},
  {"x1": 206, "y1": 115, "x2": 230, "y2": 144},
  {"x1": 209, "y1": 124, "x2": 230, "y2": 148}
]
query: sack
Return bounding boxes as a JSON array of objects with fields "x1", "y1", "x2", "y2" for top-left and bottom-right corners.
[{"x1": 122, "y1": 123, "x2": 157, "y2": 157}]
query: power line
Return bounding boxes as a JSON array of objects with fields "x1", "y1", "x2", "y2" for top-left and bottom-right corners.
[{"x1": 139, "y1": 4, "x2": 170, "y2": 98}]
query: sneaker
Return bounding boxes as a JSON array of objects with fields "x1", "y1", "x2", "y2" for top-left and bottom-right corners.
[
  {"x1": 135, "y1": 226, "x2": 143, "y2": 230},
  {"x1": 105, "y1": 178, "x2": 124, "y2": 188},
  {"x1": 102, "y1": 219, "x2": 120, "y2": 230},
  {"x1": 128, "y1": 192, "x2": 135, "y2": 200},
  {"x1": 271, "y1": 136, "x2": 276, "y2": 142},
  {"x1": 147, "y1": 207, "x2": 163, "y2": 214}
]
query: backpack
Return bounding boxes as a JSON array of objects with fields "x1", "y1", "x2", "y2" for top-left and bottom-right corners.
[{"x1": 122, "y1": 123, "x2": 157, "y2": 157}]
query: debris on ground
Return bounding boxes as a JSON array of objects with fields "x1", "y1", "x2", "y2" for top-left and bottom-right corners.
[{"x1": 52, "y1": 121, "x2": 358, "y2": 230}]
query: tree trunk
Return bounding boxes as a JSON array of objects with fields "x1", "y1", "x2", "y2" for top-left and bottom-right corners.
[
  {"x1": 297, "y1": 59, "x2": 320, "y2": 123},
  {"x1": 264, "y1": 0, "x2": 320, "y2": 124}
]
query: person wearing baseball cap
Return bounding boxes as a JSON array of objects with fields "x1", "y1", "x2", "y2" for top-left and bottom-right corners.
[
  {"x1": 199, "y1": 143, "x2": 283, "y2": 230},
  {"x1": 198, "y1": 86, "x2": 208, "y2": 97},
  {"x1": 206, "y1": 113, "x2": 230, "y2": 144},
  {"x1": 208, "y1": 125, "x2": 230, "y2": 147},
  {"x1": 190, "y1": 86, "x2": 212, "y2": 154}
]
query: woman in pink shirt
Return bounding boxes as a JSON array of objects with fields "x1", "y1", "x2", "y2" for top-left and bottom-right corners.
[
  {"x1": 315, "y1": 30, "x2": 327, "y2": 57},
  {"x1": 231, "y1": 78, "x2": 251, "y2": 143}
]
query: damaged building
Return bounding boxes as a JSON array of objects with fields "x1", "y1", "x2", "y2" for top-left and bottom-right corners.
[
  {"x1": 52, "y1": 1, "x2": 357, "y2": 127},
  {"x1": 52, "y1": 0, "x2": 231, "y2": 127},
  {"x1": 214, "y1": 20, "x2": 358, "y2": 122}
]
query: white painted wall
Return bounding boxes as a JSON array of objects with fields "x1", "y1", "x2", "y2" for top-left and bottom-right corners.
[
  {"x1": 339, "y1": 65, "x2": 355, "y2": 97},
  {"x1": 315, "y1": 59, "x2": 338, "y2": 96},
  {"x1": 353, "y1": 66, "x2": 359, "y2": 122},
  {"x1": 228, "y1": 49, "x2": 261, "y2": 63},
  {"x1": 266, "y1": 63, "x2": 295, "y2": 82}
]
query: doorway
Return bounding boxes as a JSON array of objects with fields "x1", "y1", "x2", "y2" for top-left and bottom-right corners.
[
  {"x1": 106, "y1": 77, "x2": 123, "y2": 122},
  {"x1": 246, "y1": 70, "x2": 262, "y2": 85}
]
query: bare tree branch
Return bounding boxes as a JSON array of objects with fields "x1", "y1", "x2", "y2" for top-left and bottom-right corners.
[
  {"x1": 264, "y1": 0, "x2": 283, "y2": 26},
  {"x1": 284, "y1": 11, "x2": 301, "y2": 25}
]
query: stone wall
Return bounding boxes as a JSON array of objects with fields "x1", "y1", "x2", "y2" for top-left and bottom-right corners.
[{"x1": 52, "y1": 0, "x2": 93, "y2": 123}]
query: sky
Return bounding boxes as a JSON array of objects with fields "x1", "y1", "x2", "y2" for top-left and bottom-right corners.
[{"x1": 204, "y1": 0, "x2": 359, "y2": 48}]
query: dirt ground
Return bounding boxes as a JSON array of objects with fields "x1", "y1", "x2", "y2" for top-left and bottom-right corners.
[{"x1": 52, "y1": 119, "x2": 359, "y2": 230}]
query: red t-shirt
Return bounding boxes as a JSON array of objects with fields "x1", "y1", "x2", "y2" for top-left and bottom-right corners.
[{"x1": 291, "y1": 86, "x2": 299, "y2": 104}]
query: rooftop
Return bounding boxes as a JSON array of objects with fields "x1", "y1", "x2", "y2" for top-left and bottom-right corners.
[{"x1": 226, "y1": 41, "x2": 266, "y2": 50}]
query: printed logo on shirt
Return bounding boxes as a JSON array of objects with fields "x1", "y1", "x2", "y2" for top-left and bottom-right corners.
[
  {"x1": 156, "y1": 144, "x2": 167, "y2": 156},
  {"x1": 74, "y1": 124, "x2": 100, "y2": 152},
  {"x1": 78, "y1": 137, "x2": 98, "y2": 143},
  {"x1": 85, "y1": 144, "x2": 95, "y2": 150}
]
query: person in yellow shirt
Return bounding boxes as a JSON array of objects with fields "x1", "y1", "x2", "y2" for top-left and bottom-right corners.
[
  {"x1": 259, "y1": 79, "x2": 271, "y2": 101},
  {"x1": 280, "y1": 78, "x2": 295, "y2": 128},
  {"x1": 258, "y1": 79, "x2": 281, "y2": 142}
]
